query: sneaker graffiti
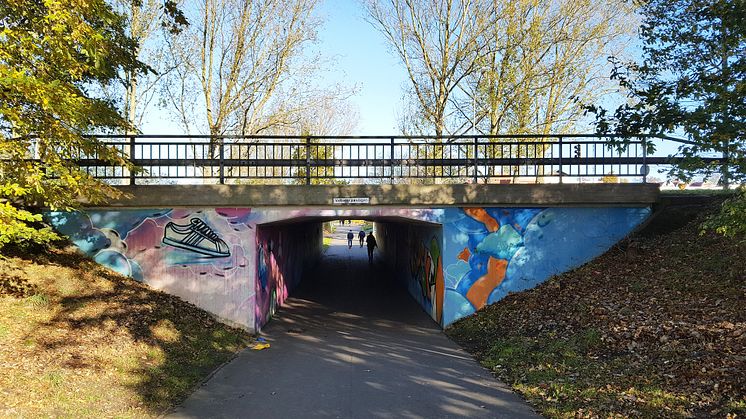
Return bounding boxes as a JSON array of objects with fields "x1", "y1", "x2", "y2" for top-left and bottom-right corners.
[{"x1": 163, "y1": 218, "x2": 231, "y2": 257}]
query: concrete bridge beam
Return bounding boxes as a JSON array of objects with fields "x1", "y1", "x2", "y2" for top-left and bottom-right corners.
[{"x1": 94, "y1": 183, "x2": 659, "y2": 208}]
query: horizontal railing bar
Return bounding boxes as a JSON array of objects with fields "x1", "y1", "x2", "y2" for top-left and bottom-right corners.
[
  {"x1": 13, "y1": 133, "x2": 683, "y2": 142},
  {"x1": 92, "y1": 140, "x2": 640, "y2": 147},
  {"x1": 67, "y1": 156, "x2": 725, "y2": 168},
  {"x1": 78, "y1": 133, "x2": 681, "y2": 140}
]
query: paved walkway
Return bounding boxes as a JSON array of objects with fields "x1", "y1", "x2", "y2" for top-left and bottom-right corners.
[{"x1": 169, "y1": 230, "x2": 538, "y2": 418}]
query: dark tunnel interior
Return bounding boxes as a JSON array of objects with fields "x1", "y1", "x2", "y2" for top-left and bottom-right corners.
[{"x1": 254, "y1": 216, "x2": 444, "y2": 332}]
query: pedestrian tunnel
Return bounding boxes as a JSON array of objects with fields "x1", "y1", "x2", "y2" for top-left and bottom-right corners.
[
  {"x1": 255, "y1": 215, "x2": 445, "y2": 332},
  {"x1": 47, "y1": 205, "x2": 651, "y2": 334}
]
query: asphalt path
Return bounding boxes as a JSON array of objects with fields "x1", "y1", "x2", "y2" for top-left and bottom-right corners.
[{"x1": 169, "y1": 227, "x2": 538, "y2": 418}]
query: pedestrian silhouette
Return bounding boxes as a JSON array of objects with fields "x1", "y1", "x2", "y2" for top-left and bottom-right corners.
[
  {"x1": 347, "y1": 231, "x2": 354, "y2": 249},
  {"x1": 366, "y1": 232, "x2": 377, "y2": 264},
  {"x1": 358, "y1": 230, "x2": 365, "y2": 247}
]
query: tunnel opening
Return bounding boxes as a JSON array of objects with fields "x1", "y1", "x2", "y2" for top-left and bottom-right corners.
[{"x1": 254, "y1": 214, "x2": 444, "y2": 333}]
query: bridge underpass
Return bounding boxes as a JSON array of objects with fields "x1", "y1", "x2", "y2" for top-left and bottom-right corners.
[
  {"x1": 255, "y1": 215, "x2": 445, "y2": 330},
  {"x1": 169, "y1": 220, "x2": 540, "y2": 418},
  {"x1": 48, "y1": 182, "x2": 658, "y2": 333}
]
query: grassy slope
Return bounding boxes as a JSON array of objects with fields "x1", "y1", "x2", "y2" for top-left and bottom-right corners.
[
  {"x1": 0, "y1": 246, "x2": 252, "y2": 417},
  {"x1": 447, "y1": 198, "x2": 745, "y2": 418}
]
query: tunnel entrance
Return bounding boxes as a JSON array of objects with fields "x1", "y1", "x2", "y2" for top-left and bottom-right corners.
[{"x1": 254, "y1": 214, "x2": 444, "y2": 333}]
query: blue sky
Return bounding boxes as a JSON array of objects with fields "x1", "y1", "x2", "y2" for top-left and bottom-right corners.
[{"x1": 314, "y1": 0, "x2": 408, "y2": 134}]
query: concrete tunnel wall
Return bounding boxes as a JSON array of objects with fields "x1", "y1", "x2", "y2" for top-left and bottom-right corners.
[
  {"x1": 47, "y1": 206, "x2": 652, "y2": 333},
  {"x1": 255, "y1": 222, "x2": 323, "y2": 330},
  {"x1": 376, "y1": 221, "x2": 445, "y2": 326}
]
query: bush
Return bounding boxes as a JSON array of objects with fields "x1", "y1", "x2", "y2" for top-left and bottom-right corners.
[
  {"x1": 701, "y1": 186, "x2": 746, "y2": 240},
  {"x1": 0, "y1": 184, "x2": 59, "y2": 251}
]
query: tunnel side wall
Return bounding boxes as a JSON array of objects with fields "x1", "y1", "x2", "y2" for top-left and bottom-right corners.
[
  {"x1": 376, "y1": 222, "x2": 445, "y2": 325},
  {"x1": 255, "y1": 223, "x2": 323, "y2": 330}
]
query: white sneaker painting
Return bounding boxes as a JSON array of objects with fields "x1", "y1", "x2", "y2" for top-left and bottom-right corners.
[{"x1": 162, "y1": 218, "x2": 231, "y2": 257}]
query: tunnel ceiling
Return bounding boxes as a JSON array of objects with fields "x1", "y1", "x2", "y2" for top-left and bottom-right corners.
[{"x1": 257, "y1": 214, "x2": 442, "y2": 227}]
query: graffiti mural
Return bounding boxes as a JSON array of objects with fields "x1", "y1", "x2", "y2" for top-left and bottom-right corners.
[
  {"x1": 409, "y1": 235, "x2": 444, "y2": 324},
  {"x1": 441, "y1": 207, "x2": 651, "y2": 326},
  {"x1": 47, "y1": 208, "x2": 260, "y2": 329},
  {"x1": 377, "y1": 222, "x2": 445, "y2": 325},
  {"x1": 163, "y1": 218, "x2": 231, "y2": 257},
  {"x1": 47, "y1": 205, "x2": 648, "y2": 332}
]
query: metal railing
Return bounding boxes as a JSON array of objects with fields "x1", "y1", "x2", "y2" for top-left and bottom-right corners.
[{"x1": 23, "y1": 134, "x2": 728, "y2": 185}]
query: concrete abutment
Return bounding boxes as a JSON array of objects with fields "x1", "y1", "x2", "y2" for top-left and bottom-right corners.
[{"x1": 50, "y1": 184, "x2": 657, "y2": 332}]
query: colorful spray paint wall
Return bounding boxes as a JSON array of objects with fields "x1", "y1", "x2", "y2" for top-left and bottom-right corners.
[
  {"x1": 48, "y1": 208, "x2": 262, "y2": 329},
  {"x1": 440, "y1": 207, "x2": 651, "y2": 326},
  {"x1": 48, "y1": 205, "x2": 650, "y2": 332},
  {"x1": 376, "y1": 221, "x2": 445, "y2": 325},
  {"x1": 255, "y1": 223, "x2": 322, "y2": 329}
]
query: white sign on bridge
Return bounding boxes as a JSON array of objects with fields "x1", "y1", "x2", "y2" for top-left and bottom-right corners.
[{"x1": 333, "y1": 197, "x2": 370, "y2": 205}]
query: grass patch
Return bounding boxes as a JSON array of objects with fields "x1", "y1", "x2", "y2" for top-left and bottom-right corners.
[
  {"x1": 25, "y1": 293, "x2": 50, "y2": 308},
  {"x1": 323, "y1": 236, "x2": 333, "y2": 252},
  {"x1": 0, "y1": 245, "x2": 253, "y2": 417}
]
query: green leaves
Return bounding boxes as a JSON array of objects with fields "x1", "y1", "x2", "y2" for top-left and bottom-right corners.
[
  {"x1": 701, "y1": 186, "x2": 746, "y2": 239},
  {"x1": 0, "y1": 0, "x2": 145, "y2": 250},
  {"x1": 0, "y1": 184, "x2": 60, "y2": 249},
  {"x1": 586, "y1": 0, "x2": 745, "y2": 239},
  {"x1": 589, "y1": 0, "x2": 745, "y2": 184}
]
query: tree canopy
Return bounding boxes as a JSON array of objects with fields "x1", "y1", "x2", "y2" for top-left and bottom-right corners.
[
  {"x1": 0, "y1": 0, "x2": 147, "y2": 249},
  {"x1": 586, "y1": 0, "x2": 745, "y2": 238},
  {"x1": 587, "y1": 0, "x2": 745, "y2": 185}
]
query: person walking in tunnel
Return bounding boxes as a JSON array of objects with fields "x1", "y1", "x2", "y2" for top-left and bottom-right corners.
[
  {"x1": 366, "y1": 232, "x2": 377, "y2": 264},
  {"x1": 358, "y1": 230, "x2": 366, "y2": 247},
  {"x1": 347, "y1": 230, "x2": 354, "y2": 249}
]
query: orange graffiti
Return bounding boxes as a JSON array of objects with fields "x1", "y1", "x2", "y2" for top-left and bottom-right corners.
[
  {"x1": 435, "y1": 256, "x2": 444, "y2": 324},
  {"x1": 457, "y1": 247, "x2": 471, "y2": 262},
  {"x1": 464, "y1": 208, "x2": 499, "y2": 232},
  {"x1": 466, "y1": 257, "x2": 508, "y2": 310}
]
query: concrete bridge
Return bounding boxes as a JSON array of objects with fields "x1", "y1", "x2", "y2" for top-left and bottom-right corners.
[{"x1": 49, "y1": 182, "x2": 658, "y2": 332}]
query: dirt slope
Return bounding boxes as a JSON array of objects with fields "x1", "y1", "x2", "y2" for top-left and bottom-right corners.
[
  {"x1": 0, "y1": 245, "x2": 252, "y2": 417},
  {"x1": 447, "y1": 198, "x2": 745, "y2": 418}
]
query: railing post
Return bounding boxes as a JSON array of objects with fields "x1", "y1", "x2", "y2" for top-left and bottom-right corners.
[
  {"x1": 129, "y1": 135, "x2": 136, "y2": 185},
  {"x1": 390, "y1": 137, "x2": 395, "y2": 184},
  {"x1": 558, "y1": 136, "x2": 563, "y2": 184},
  {"x1": 641, "y1": 137, "x2": 647, "y2": 183},
  {"x1": 218, "y1": 138, "x2": 225, "y2": 184},
  {"x1": 473, "y1": 137, "x2": 479, "y2": 184},
  {"x1": 305, "y1": 137, "x2": 311, "y2": 185}
]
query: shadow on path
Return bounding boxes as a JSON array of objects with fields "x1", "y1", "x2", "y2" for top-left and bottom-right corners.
[{"x1": 169, "y1": 235, "x2": 538, "y2": 418}]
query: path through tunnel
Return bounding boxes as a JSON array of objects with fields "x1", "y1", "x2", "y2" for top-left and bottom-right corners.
[{"x1": 255, "y1": 215, "x2": 445, "y2": 333}]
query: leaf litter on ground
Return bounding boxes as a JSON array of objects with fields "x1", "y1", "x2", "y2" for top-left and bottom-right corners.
[
  {"x1": 0, "y1": 244, "x2": 253, "y2": 417},
  {"x1": 447, "y1": 197, "x2": 745, "y2": 418}
]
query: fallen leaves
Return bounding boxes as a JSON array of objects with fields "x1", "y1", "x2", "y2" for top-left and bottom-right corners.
[
  {"x1": 0, "y1": 246, "x2": 253, "y2": 417},
  {"x1": 448, "y1": 200, "x2": 746, "y2": 418}
]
